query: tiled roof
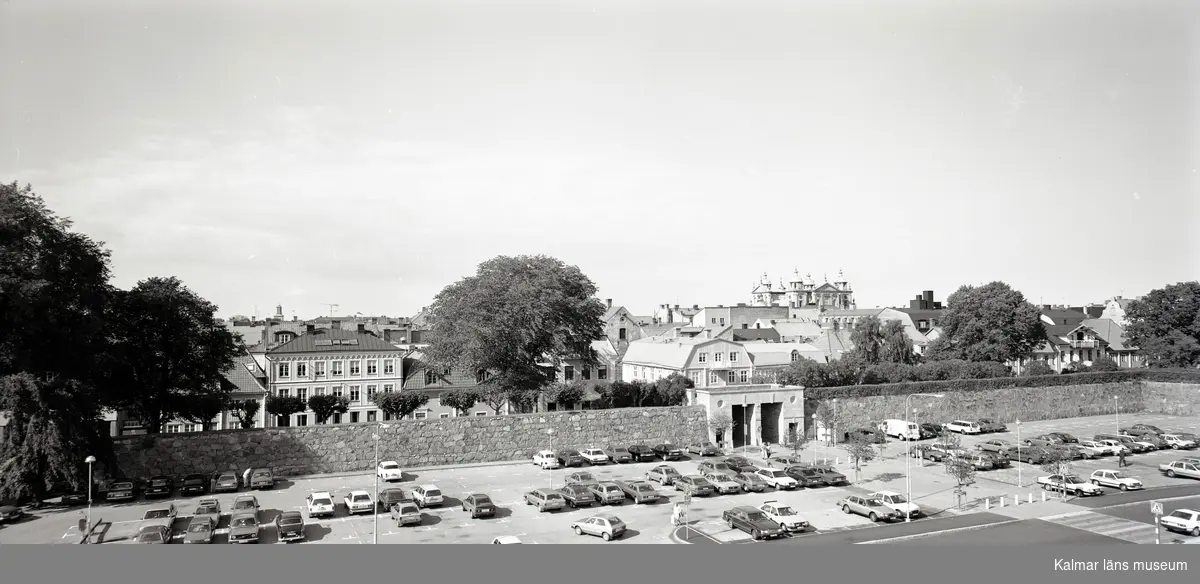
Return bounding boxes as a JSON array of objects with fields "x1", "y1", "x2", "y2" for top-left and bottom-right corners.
[
  {"x1": 1082, "y1": 318, "x2": 1135, "y2": 351},
  {"x1": 639, "y1": 323, "x2": 678, "y2": 337},
  {"x1": 221, "y1": 354, "x2": 267, "y2": 395},
  {"x1": 730, "y1": 328, "x2": 782, "y2": 343},
  {"x1": 591, "y1": 339, "x2": 619, "y2": 360},
  {"x1": 743, "y1": 343, "x2": 827, "y2": 366},
  {"x1": 225, "y1": 325, "x2": 265, "y2": 347},
  {"x1": 813, "y1": 329, "x2": 854, "y2": 359},
  {"x1": 267, "y1": 328, "x2": 404, "y2": 355},
  {"x1": 623, "y1": 337, "x2": 717, "y2": 369},
  {"x1": 1043, "y1": 325, "x2": 1077, "y2": 346},
  {"x1": 893, "y1": 308, "x2": 943, "y2": 321},
  {"x1": 1041, "y1": 309, "x2": 1090, "y2": 326}
]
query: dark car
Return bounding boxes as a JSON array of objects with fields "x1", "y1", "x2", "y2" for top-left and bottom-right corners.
[
  {"x1": 809, "y1": 465, "x2": 849, "y2": 486},
  {"x1": 106, "y1": 481, "x2": 136, "y2": 502},
  {"x1": 228, "y1": 512, "x2": 261, "y2": 544},
  {"x1": 210, "y1": 472, "x2": 240, "y2": 494},
  {"x1": 1047, "y1": 432, "x2": 1079, "y2": 444},
  {"x1": 0, "y1": 505, "x2": 26, "y2": 523},
  {"x1": 378, "y1": 488, "x2": 409, "y2": 511},
  {"x1": 784, "y1": 466, "x2": 827, "y2": 488},
  {"x1": 627, "y1": 444, "x2": 657, "y2": 462},
  {"x1": 919, "y1": 423, "x2": 944, "y2": 438},
  {"x1": 559, "y1": 484, "x2": 597, "y2": 508},
  {"x1": 179, "y1": 474, "x2": 208, "y2": 496},
  {"x1": 977, "y1": 450, "x2": 1011, "y2": 469},
  {"x1": 722, "y1": 506, "x2": 785, "y2": 540},
  {"x1": 604, "y1": 447, "x2": 633, "y2": 464},
  {"x1": 723, "y1": 456, "x2": 757, "y2": 473},
  {"x1": 183, "y1": 516, "x2": 215, "y2": 544},
  {"x1": 557, "y1": 450, "x2": 586, "y2": 468},
  {"x1": 462, "y1": 494, "x2": 497, "y2": 518},
  {"x1": 61, "y1": 487, "x2": 93, "y2": 506},
  {"x1": 135, "y1": 524, "x2": 171, "y2": 544},
  {"x1": 275, "y1": 510, "x2": 306, "y2": 542},
  {"x1": 144, "y1": 475, "x2": 174, "y2": 498},
  {"x1": 1121, "y1": 424, "x2": 1164, "y2": 437},
  {"x1": 977, "y1": 419, "x2": 1008, "y2": 433},
  {"x1": 653, "y1": 443, "x2": 685, "y2": 461},
  {"x1": 688, "y1": 442, "x2": 723, "y2": 456}
]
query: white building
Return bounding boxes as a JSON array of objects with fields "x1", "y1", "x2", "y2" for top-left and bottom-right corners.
[{"x1": 621, "y1": 336, "x2": 756, "y2": 388}]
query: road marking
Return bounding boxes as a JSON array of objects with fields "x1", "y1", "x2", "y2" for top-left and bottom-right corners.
[{"x1": 491, "y1": 489, "x2": 505, "y2": 492}]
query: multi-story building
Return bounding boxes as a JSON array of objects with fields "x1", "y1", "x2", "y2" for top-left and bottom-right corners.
[
  {"x1": 264, "y1": 325, "x2": 405, "y2": 426},
  {"x1": 690, "y1": 304, "x2": 789, "y2": 336},
  {"x1": 894, "y1": 290, "x2": 944, "y2": 334},
  {"x1": 751, "y1": 269, "x2": 856, "y2": 311},
  {"x1": 621, "y1": 336, "x2": 756, "y2": 389},
  {"x1": 1009, "y1": 318, "x2": 1146, "y2": 374},
  {"x1": 1101, "y1": 297, "x2": 1135, "y2": 327}
]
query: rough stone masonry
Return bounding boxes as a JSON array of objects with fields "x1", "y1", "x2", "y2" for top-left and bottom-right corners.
[{"x1": 112, "y1": 406, "x2": 709, "y2": 478}]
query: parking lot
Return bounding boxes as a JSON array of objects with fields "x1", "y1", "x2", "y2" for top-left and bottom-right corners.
[{"x1": 1, "y1": 411, "x2": 1195, "y2": 545}]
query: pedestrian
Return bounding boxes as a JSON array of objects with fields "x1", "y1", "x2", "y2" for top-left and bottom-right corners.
[{"x1": 1118, "y1": 450, "x2": 1127, "y2": 467}]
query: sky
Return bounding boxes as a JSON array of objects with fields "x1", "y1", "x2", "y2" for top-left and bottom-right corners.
[{"x1": 2, "y1": 0, "x2": 1197, "y2": 321}]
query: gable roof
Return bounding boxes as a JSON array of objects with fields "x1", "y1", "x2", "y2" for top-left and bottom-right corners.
[
  {"x1": 1043, "y1": 325, "x2": 1077, "y2": 346},
  {"x1": 1082, "y1": 318, "x2": 1135, "y2": 351},
  {"x1": 730, "y1": 328, "x2": 781, "y2": 343},
  {"x1": 603, "y1": 305, "x2": 632, "y2": 322},
  {"x1": 267, "y1": 328, "x2": 404, "y2": 355},
  {"x1": 221, "y1": 354, "x2": 268, "y2": 395},
  {"x1": 622, "y1": 337, "x2": 729, "y2": 369},
  {"x1": 1040, "y1": 309, "x2": 1090, "y2": 327},
  {"x1": 743, "y1": 342, "x2": 827, "y2": 366}
]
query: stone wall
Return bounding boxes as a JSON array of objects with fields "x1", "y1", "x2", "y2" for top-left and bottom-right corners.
[
  {"x1": 112, "y1": 406, "x2": 708, "y2": 478},
  {"x1": 1141, "y1": 381, "x2": 1200, "y2": 417}
]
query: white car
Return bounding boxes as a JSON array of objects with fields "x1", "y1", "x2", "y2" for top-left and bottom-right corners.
[
  {"x1": 1098, "y1": 439, "x2": 1132, "y2": 456},
  {"x1": 533, "y1": 450, "x2": 561, "y2": 469},
  {"x1": 411, "y1": 484, "x2": 444, "y2": 508},
  {"x1": 758, "y1": 501, "x2": 808, "y2": 532},
  {"x1": 1037, "y1": 474, "x2": 1104, "y2": 497},
  {"x1": 1162, "y1": 434, "x2": 1198, "y2": 450},
  {"x1": 580, "y1": 448, "x2": 610, "y2": 465},
  {"x1": 343, "y1": 490, "x2": 374, "y2": 514},
  {"x1": 943, "y1": 420, "x2": 983, "y2": 434},
  {"x1": 306, "y1": 492, "x2": 336, "y2": 518},
  {"x1": 377, "y1": 461, "x2": 403, "y2": 481},
  {"x1": 754, "y1": 468, "x2": 799, "y2": 490},
  {"x1": 1131, "y1": 439, "x2": 1157, "y2": 452},
  {"x1": 1159, "y1": 508, "x2": 1200, "y2": 537},
  {"x1": 869, "y1": 491, "x2": 923, "y2": 519},
  {"x1": 704, "y1": 472, "x2": 741, "y2": 495},
  {"x1": 1078, "y1": 440, "x2": 1118, "y2": 456},
  {"x1": 1089, "y1": 470, "x2": 1143, "y2": 491},
  {"x1": 492, "y1": 536, "x2": 522, "y2": 544}
]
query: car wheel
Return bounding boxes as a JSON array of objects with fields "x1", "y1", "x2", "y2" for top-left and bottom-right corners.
[
  {"x1": 1167, "y1": 470, "x2": 1176, "y2": 477},
  {"x1": 842, "y1": 505, "x2": 851, "y2": 514},
  {"x1": 1191, "y1": 527, "x2": 1200, "y2": 537},
  {"x1": 461, "y1": 505, "x2": 466, "y2": 511},
  {"x1": 1091, "y1": 480, "x2": 1099, "y2": 486},
  {"x1": 574, "y1": 526, "x2": 583, "y2": 535},
  {"x1": 869, "y1": 512, "x2": 878, "y2": 522},
  {"x1": 751, "y1": 529, "x2": 761, "y2": 540},
  {"x1": 1074, "y1": 489, "x2": 1084, "y2": 497},
  {"x1": 1172, "y1": 445, "x2": 1180, "y2": 450},
  {"x1": 1120, "y1": 484, "x2": 1128, "y2": 491},
  {"x1": 602, "y1": 531, "x2": 612, "y2": 541}
]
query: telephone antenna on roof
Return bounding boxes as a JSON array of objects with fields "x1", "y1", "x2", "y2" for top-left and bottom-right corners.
[{"x1": 322, "y1": 303, "x2": 340, "y2": 317}]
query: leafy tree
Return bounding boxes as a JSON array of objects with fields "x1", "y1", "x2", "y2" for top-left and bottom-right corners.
[
  {"x1": 841, "y1": 433, "x2": 876, "y2": 482},
  {"x1": 265, "y1": 394, "x2": 306, "y2": 426},
  {"x1": 1022, "y1": 360, "x2": 1056, "y2": 376},
  {"x1": 824, "y1": 357, "x2": 862, "y2": 386},
  {"x1": 863, "y1": 362, "x2": 918, "y2": 384},
  {"x1": 1089, "y1": 357, "x2": 1120, "y2": 372},
  {"x1": 708, "y1": 410, "x2": 734, "y2": 447},
  {"x1": 939, "y1": 432, "x2": 976, "y2": 507},
  {"x1": 1063, "y1": 361, "x2": 1090, "y2": 374},
  {"x1": 814, "y1": 401, "x2": 841, "y2": 444},
  {"x1": 1039, "y1": 447, "x2": 1076, "y2": 499},
  {"x1": 788, "y1": 424, "x2": 810, "y2": 458},
  {"x1": 424, "y1": 255, "x2": 607, "y2": 413},
  {"x1": 372, "y1": 391, "x2": 430, "y2": 420},
  {"x1": 654, "y1": 372, "x2": 694, "y2": 406},
  {"x1": 543, "y1": 381, "x2": 586, "y2": 410},
  {"x1": 1123, "y1": 282, "x2": 1200, "y2": 368},
  {"x1": 777, "y1": 358, "x2": 828, "y2": 387},
  {"x1": 964, "y1": 361, "x2": 1012, "y2": 379},
  {"x1": 880, "y1": 320, "x2": 918, "y2": 365},
  {"x1": 925, "y1": 281, "x2": 1047, "y2": 363},
  {"x1": 230, "y1": 398, "x2": 261, "y2": 429},
  {"x1": 181, "y1": 394, "x2": 231, "y2": 431},
  {"x1": 439, "y1": 388, "x2": 480, "y2": 416},
  {"x1": 106, "y1": 277, "x2": 242, "y2": 433},
  {"x1": 308, "y1": 394, "x2": 350, "y2": 424},
  {"x1": 751, "y1": 371, "x2": 779, "y2": 384},
  {"x1": 849, "y1": 316, "x2": 886, "y2": 364}
]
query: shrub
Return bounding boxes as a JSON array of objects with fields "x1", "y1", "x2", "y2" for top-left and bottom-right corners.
[{"x1": 1022, "y1": 361, "x2": 1055, "y2": 376}]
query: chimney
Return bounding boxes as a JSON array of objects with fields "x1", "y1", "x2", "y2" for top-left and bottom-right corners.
[
  {"x1": 357, "y1": 323, "x2": 366, "y2": 333},
  {"x1": 1042, "y1": 305, "x2": 1052, "y2": 311},
  {"x1": 693, "y1": 304, "x2": 699, "y2": 310},
  {"x1": 383, "y1": 330, "x2": 393, "y2": 342},
  {"x1": 923, "y1": 290, "x2": 934, "y2": 303},
  {"x1": 737, "y1": 303, "x2": 746, "y2": 307},
  {"x1": 306, "y1": 324, "x2": 315, "y2": 333},
  {"x1": 331, "y1": 320, "x2": 342, "y2": 330},
  {"x1": 606, "y1": 299, "x2": 612, "y2": 309}
]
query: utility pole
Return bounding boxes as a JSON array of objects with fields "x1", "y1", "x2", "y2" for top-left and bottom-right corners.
[{"x1": 322, "y1": 303, "x2": 340, "y2": 317}]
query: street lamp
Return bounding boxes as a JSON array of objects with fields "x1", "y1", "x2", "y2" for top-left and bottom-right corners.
[
  {"x1": 831, "y1": 398, "x2": 838, "y2": 446},
  {"x1": 1113, "y1": 396, "x2": 1120, "y2": 432},
  {"x1": 372, "y1": 423, "x2": 391, "y2": 545},
  {"x1": 811, "y1": 413, "x2": 818, "y2": 463},
  {"x1": 905, "y1": 393, "x2": 944, "y2": 523},
  {"x1": 547, "y1": 427, "x2": 555, "y2": 489},
  {"x1": 85, "y1": 455, "x2": 96, "y2": 537},
  {"x1": 1015, "y1": 420, "x2": 1022, "y2": 487}
]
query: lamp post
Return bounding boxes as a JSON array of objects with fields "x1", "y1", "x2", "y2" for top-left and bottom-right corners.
[
  {"x1": 547, "y1": 427, "x2": 555, "y2": 489},
  {"x1": 1015, "y1": 420, "x2": 1022, "y2": 487},
  {"x1": 832, "y1": 398, "x2": 838, "y2": 446},
  {"x1": 1113, "y1": 396, "x2": 1119, "y2": 432},
  {"x1": 372, "y1": 423, "x2": 391, "y2": 545},
  {"x1": 905, "y1": 393, "x2": 944, "y2": 523},
  {"x1": 85, "y1": 455, "x2": 96, "y2": 537}
]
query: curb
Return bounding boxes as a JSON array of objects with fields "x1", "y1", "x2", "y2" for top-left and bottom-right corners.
[{"x1": 282, "y1": 459, "x2": 530, "y2": 482}]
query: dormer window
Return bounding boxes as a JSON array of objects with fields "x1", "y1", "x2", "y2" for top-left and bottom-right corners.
[{"x1": 276, "y1": 332, "x2": 295, "y2": 344}]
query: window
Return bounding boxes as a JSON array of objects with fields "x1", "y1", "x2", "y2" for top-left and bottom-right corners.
[
  {"x1": 383, "y1": 359, "x2": 395, "y2": 375},
  {"x1": 367, "y1": 410, "x2": 377, "y2": 422},
  {"x1": 296, "y1": 415, "x2": 308, "y2": 427},
  {"x1": 791, "y1": 351, "x2": 800, "y2": 362},
  {"x1": 277, "y1": 363, "x2": 291, "y2": 378},
  {"x1": 739, "y1": 370, "x2": 748, "y2": 383},
  {"x1": 314, "y1": 361, "x2": 326, "y2": 377},
  {"x1": 349, "y1": 360, "x2": 361, "y2": 376},
  {"x1": 730, "y1": 351, "x2": 738, "y2": 362},
  {"x1": 709, "y1": 372, "x2": 718, "y2": 385},
  {"x1": 383, "y1": 383, "x2": 395, "y2": 393},
  {"x1": 315, "y1": 387, "x2": 326, "y2": 396},
  {"x1": 719, "y1": 318, "x2": 725, "y2": 326},
  {"x1": 277, "y1": 333, "x2": 294, "y2": 344},
  {"x1": 367, "y1": 360, "x2": 378, "y2": 375},
  {"x1": 414, "y1": 412, "x2": 427, "y2": 420},
  {"x1": 711, "y1": 318, "x2": 716, "y2": 324},
  {"x1": 727, "y1": 371, "x2": 736, "y2": 383},
  {"x1": 332, "y1": 413, "x2": 341, "y2": 424},
  {"x1": 564, "y1": 366, "x2": 575, "y2": 381},
  {"x1": 699, "y1": 353, "x2": 708, "y2": 363},
  {"x1": 439, "y1": 413, "x2": 450, "y2": 419},
  {"x1": 331, "y1": 361, "x2": 344, "y2": 376},
  {"x1": 690, "y1": 371, "x2": 700, "y2": 384},
  {"x1": 350, "y1": 412, "x2": 360, "y2": 423},
  {"x1": 582, "y1": 366, "x2": 591, "y2": 380},
  {"x1": 598, "y1": 367, "x2": 608, "y2": 380},
  {"x1": 166, "y1": 425, "x2": 180, "y2": 434},
  {"x1": 278, "y1": 388, "x2": 290, "y2": 398},
  {"x1": 183, "y1": 424, "x2": 197, "y2": 433},
  {"x1": 349, "y1": 385, "x2": 361, "y2": 403},
  {"x1": 297, "y1": 388, "x2": 308, "y2": 402},
  {"x1": 367, "y1": 385, "x2": 377, "y2": 401},
  {"x1": 332, "y1": 385, "x2": 343, "y2": 398},
  {"x1": 476, "y1": 370, "x2": 488, "y2": 383},
  {"x1": 619, "y1": 328, "x2": 627, "y2": 340},
  {"x1": 715, "y1": 352, "x2": 723, "y2": 362},
  {"x1": 296, "y1": 362, "x2": 308, "y2": 377},
  {"x1": 426, "y1": 370, "x2": 438, "y2": 386},
  {"x1": 475, "y1": 411, "x2": 487, "y2": 416}
]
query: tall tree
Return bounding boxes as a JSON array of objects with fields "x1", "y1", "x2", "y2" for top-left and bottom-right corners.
[
  {"x1": 230, "y1": 398, "x2": 262, "y2": 429},
  {"x1": 544, "y1": 381, "x2": 586, "y2": 410},
  {"x1": 439, "y1": 388, "x2": 480, "y2": 416},
  {"x1": 1123, "y1": 282, "x2": 1200, "y2": 368},
  {"x1": 849, "y1": 316, "x2": 886, "y2": 364},
  {"x1": 424, "y1": 255, "x2": 607, "y2": 413},
  {"x1": 372, "y1": 392, "x2": 430, "y2": 420},
  {"x1": 181, "y1": 394, "x2": 231, "y2": 431},
  {"x1": 265, "y1": 394, "x2": 306, "y2": 427},
  {"x1": 708, "y1": 411, "x2": 734, "y2": 447},
  {"x1": 106, "y1": 277, "x2": 243, "y2": 433},
  {"x1": 307, "y1": 394, "x2": 350, "y2": 424},
  {"x1": 925, "y1": 281, "x2": 1046, "y2": 364},
  {"x1": 880, "y1": 320, "x2": 918, "y2": 365},
  {"x1": 654, "y1": 372, "x2": 695, "y2": 406},
  {"x1": 0, "y1": 183, "x2": 118, "y2": 499}
]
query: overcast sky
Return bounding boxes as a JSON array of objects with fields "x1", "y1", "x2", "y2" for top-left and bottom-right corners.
[{"x1": 2, "y1": 0, "x2": 1197, "y2": 320}]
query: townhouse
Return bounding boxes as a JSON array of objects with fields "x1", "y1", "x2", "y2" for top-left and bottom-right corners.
[{"x1": 621, "y1": 336, "x2": 756, "y2": 388}]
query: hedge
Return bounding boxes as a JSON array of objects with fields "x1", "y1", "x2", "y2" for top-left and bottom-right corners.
[{"x1": 804, "y1": 368, "x2": 1200, "y2": 400}]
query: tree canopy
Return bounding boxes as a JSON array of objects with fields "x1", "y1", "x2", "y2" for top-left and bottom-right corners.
[
  {"x1": 925, "y1": 281, "x2": 1046, "y2": 363},
  {"x1": 1123, "y1": 282, "x2": 1200, "y2": 368},
  {"x1": 424, "y1": 255, "x2": 606, "y2": 410},
  {"x1": 439, "y1": 388, "x2": 480, "y2": 416},
  {"x1": 372, "y1": 392, "x2": 430, "y2": 420}
]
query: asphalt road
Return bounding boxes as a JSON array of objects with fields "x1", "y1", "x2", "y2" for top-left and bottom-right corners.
[
  {"x1": 892, "y1": 518, "x2": 1132, "y2": 545},
  {"x1": 1070, "y1": 483, "x2": 1200, "y2": 509},
  {"x1": 1097, "y1": 495, "x2": 1200, "y2": 526},
  {"x1": 749, "y1": 512, "x2": 1016, "y2": 545}
]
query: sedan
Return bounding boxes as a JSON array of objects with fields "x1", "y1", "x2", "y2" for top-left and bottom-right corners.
[
  {"x1": 784, "y1": 466, "x2": 827, "y2": 488},
  {"x1": 135, "y1": 525, "x2": 171, "y2": 544},
  {"x1": 627, "y1": 444, "x2": 657, "y2": 462},
  {"x1": 565, "y1": 471, "x2": 600, "y2": 488},
  {"x1": 1089, "y1": 470, "x2": 1143, "y2": 491},
  {"x1": 723, "y1": 456, "x2": 757, "y2": 473},
  {"x1": 179, "y1": 474, "x2": 208, "y2": 496},
  {"x1": 106, "y1": 481, "x2": 136, "y2": 502},
  {"x1": 1078, "y1": 440, "x2": 1118, "y2": 456},
  {"x1": 688, "y1": 442, "x2": 722, "y2": 456},
  {"x1": 275, "y1": 510, "x2": 306, "y2": 543},
  {"x1": 809, "y1": 466, "x2": 849, "y2": 486},
  {"x1": 653, "y1": 444, "x2": 685, "y2": 461},
  {"x1": 571, "y1": 514, "x2": 626, "y2": 541},
  {"x1": 377, "y1": 461, "x2": 404, "y2": 481},
  {"x1": 1037, "y1": 474, "x2": 1104, "y2": 497},
  {"x1": 732, "y1": 472, "x2": 769, "y2": 493},
  {"x1": 604, "y1": 447, "x2": 633, "y2": 464},
  {"x1": 145, "y1": 475, "x2": 174, "y2": 498},
  {"x1": 1159, "y1": 509, "x2": 1200, "y2": 538},
  {"x1": 557, "y1": 450, "x2": 587, "y2": 467},
  {"x1": 704, "y1": 472, "x2": 742, "y2": 495},
  {"x1": 462, "y1": 494, "x2": 496, "y2": 518},
  {"x1": 839, "y1": 496, "x2": 901, "y2": 522},
  {"x1": 183, "y1": 516, "x2": 215, "y2": 544}
]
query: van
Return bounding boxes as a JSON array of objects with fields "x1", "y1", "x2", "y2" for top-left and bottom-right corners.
[{"x1": 881, "y1": 419, "x2": 921, "y2": 441}]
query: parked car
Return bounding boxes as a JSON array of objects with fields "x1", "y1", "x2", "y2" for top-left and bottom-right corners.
[
  {"x1": 344, "y1": 490, "x2": 374, "y2": 515},
  {"x1": 688, "y1": 442, "x2": 722, "y2": 456},
  {"x1": 193, "y1": 499, "x2": 221, "y2": 525},
  {"x1": 1120, "y1": 424, "x2": 1164, "y2": 437},
  {"x1": 1046, "y1": 432, "x2": 1079, "y2": 444},
  {"x1": 723, "y1": 506, "x2": 785, "y2": 540},
  {"x1": 532, "y1": 450, "x2": 561, "y2": 469},
  {"x1": 839, "y1": 495, "x2": 901, "y2": 522},
  {"x1": 411, "y1": 485, "x2": 444, "y2": 508},
  {"x1": 1133, "y1": 433, "x2": 1168, "y2": 450},
  {"x1": 1160, "y1": 461, "x2": 1200, "y2": 480},
  {"x1": 628, "y1": 444, "x2": 657, "y2": 462},
  {"x1": 570, "y1": 513, "x2": 627, "y2": 541},
  {"x1": 141, "y1": 504, "x2": 178, "y2": 529},
  {"x1": 1159, "y1": 509, "x2": 1200, "y2": 537},
  {"x1": 704, "y1": 472, "x2": 742, "y2": 495},
  {"x1": 978, "y1": 439, "x2": 1015, "y2": 455},
  {"x1": 1096, "y1": 438, "x2": 1132, "y2": 456},
  {"x1": 1089, "y1": 470, "x2": 1144, "y2": 491},
  {"x1": 975, "y1": 450, "x2": 1010, "y2": 469},
  {"x1": 1025, "y1": 436, "x2": 1059, "y2": 449},
  {"x1": 1162, "y1": 434, "x2": 1198, "y2": 450},
  {"x1": 179, "y1": 474, "x2": 208, "y2": 496},
  {"x1": 673, "y1": 475, "x2": 716, "y2": 497},
  {"x1": 733, "y1": 472, "x2": 769, "y2": 492},
  {"x1": 755, "y1": 467, "x2": 799, "y2": 490},
  {"x1": 1077, "y1": 440, "x2": 1118, "y2": 456},
  {"x1": 615, "y1": 480, "x2": 660, "y2": 504},
  {"x1": 588, "y1": 482, "x2": 626, "y2": 505},
  {"x1": 1068, "y1": 444, "x2": 1100, "y2": 460},
  {"x1": 1037, "y1": 474, "x2": 1104, "y2": 497},
  {"x1": 758, "y1": 501, "x2": 808, "y2": 532},
  {"x1": 135, "y1": 524, "x2": 171, "y2": 544},
  {"x1": 247, "y1": 468, "x2": 274, "y2": 490},
  {"x1": 306, "y1": 492, "x2": 336, "y2": 518},
  {"x1": 723, "y1": 456, "x2": 757, "y2": 473},
  {"x1": 183, "y1": 516, "x2": 215, "y2": 544},
  {"x1": 1097, "y1": 434, "x2": 1151, "y2": 453},
  {"x1": 604, "y1": 446, "x2": 633, "y2": 464},
  {"x1": 869, "y1": 491, "x2": 922, "y2": 519},
  {"x1": 784, "y1": 465, "x2": 828, "y2": 488},
  {"x1": 557, "y1": 450, "x2": 586, "y2": 467},
  {"x1": 844, "y1": 428, "x2": 887, "y2": 444},
  {"x1": 769, "y1": 455, "x2": 806, "y2": 467},
  {"x1": 646, "y1": 465, "x2": 681, "y2": 486},
  {"x1": 1011, "y1": 445, "x2": 1054, "y2": 465},
  {"x1": 809, "y1": 465, "x2": 850, "y2": 486},
  {"x1": 228, "y1": 512, "x2": 261, "y2": 544},
  {"x1": 565, "y1": 471, "x2": 601, "y2": 488},
  {"x1": 919, "y1": 423, "x2": 943, "y2": 438},
  {"x1": 462, "y1": 493, "x2": 496, "y2": 518},
  {"x1": 231, "y1": 495, "x2": 260, "y2": 514},
  {"x1": 977, "y1": 418, "x2": 1007, "y2": 433},
  {"x1": 653, "y1": 443, "x2": 685, "y2": 461},
  {"x1": 698, "y1": 461, "x2": 736, "y2": 476},
  {"x1": 378, "y1": 488, "x2": 408, "y2": 511},
  {"x1": 210, "y1": 472, "x2": 240, "y2": 494},
  {"x1": 145, "y1": 475, "x2": 174, "y2": 498},
  {"x1": 580, "y1": 448, "x2": 610, "y2": 465},
  {"x1": 524, "y1": 489, "x2": 567, "y2": 512},
  {"x1": 391, "y1": 501, "x2": 423, "y2": 526},
  {"x1": 881, "y1": 419, "x2": 921, "y2": 440},
  {"x1": 558, "y1": 484, "x2": 596, "y2": 508},
  {"x1": 944, "y1": 420, "x2": 983, "y2": 434},
  {"x1": 275, "y1": 510, "x2": 306, "y2": 543},
  {"x1": 377, "y1": 461, "x2": 403, "y2": 481}
]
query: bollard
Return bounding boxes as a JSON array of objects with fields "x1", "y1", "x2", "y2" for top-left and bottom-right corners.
[
  {"x1": 1013, "y1": 494, "x2": 1019, "y2": 506},
  {"x1": 1028, "y1": 493, "x2": 1033, "y2": 504},
  {"x1": 999, "y1": 496, "x2": 1006, "y2": 508},
  {"x1": 985, "y1": 498, "x2": 991, "y2": 510},
  {"x1": 1042, "y1": 491, "x2": 1047, "y2": 503}
]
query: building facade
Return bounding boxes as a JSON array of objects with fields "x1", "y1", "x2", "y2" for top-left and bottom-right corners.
[
  {"x1": 751, "y1": 269, "x2": 856, "y2": 310},
  {"x1": 621, "y1": 337, "x2": 756, "y2": 389}
]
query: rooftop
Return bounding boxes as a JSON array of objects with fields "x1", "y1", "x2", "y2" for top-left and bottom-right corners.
[{"x1": 267, "y1": 328, "x2": 404, "y2": 355}]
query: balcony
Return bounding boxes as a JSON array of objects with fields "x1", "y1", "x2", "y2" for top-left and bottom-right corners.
[{"x1": 1069, "y1": 340, "x2": 1097, "y2": 349}]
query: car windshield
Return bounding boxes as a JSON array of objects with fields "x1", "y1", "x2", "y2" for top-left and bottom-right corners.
[
  {"x1": 768, "y1": 470, "x2": 786, "y2": 477},
  {"x1": 474, "y1": 496, "x2": 492, "y2": 504},
  {"x1": 137, "y1": 533, "x2": 162, "y2": 543},
  {"x1": 150, "y1": 479, "x2": 169, "y2": 486},
  {"x1": 888, "y1": 494, "x2": 907, "y2": 503},
  {"x1": 664, "y1": 468, "x2": 679, "y2": 475},
  {"x1": 425, "y1": 490, "x2": 441, "y2": 497},
  {"x1": 401, "y1": 505, "x2": 418, "y2": 514},
  {"x1": 382, "y1": 463, "x2": 399, "y2": 469},
  {"x1": 353, "y1": 495, "x2": 371, "y2": 502},
  {"x1": 774, "y1": 506, "x2": 796, "y2": 516},
  {"x1": 313, "y1": 498, "x2": 331, "y2": 506},
  {"x1": 218, "y1": 475, "x2": 236, "y2": 482},
  {"x1": 280, "y1": 515, "x2": 303, "y2": 526},
  {"x1": 184, "y1": 478, "x2": 203, "y2": 484},
  {"x1": 865, "y1": 500, "x2": 884, "y2": 507},
  {"x1": 1167, "y1": 511, "x2": 1191, "y2": 519},
  {"x1": 144, "y1": 510, "x2": 170, "y2": 519},
  {"x1": 636, "y1": 484, "x2": 654, "y2": 491},
  {"x1": 545, "y1": 493, "x2": 563, "y2": 500},
  {"x1": 1108, "y1": 472, "x2": 1128, "y2": 479},
  {"x1": 576, "y1": 474, "x2": 595, "y2": 481},
  {"x1": 252, "y1": 471, "x2": 270, "y2": 478},
  {"x1": 196, "y1": 505, "x2": 218, "y2": 514},
  {"x1": 234, "y1": 500, "x2": 254, "y2": 509},
  {"x1": 1065, "y1": 476, "x2": 1083, "y2": 483},
  {"x1": 113, "y1": 482, "x2": 132, "y2": 490},
  {"x1": 188, "y1": 522, "x2": 210, "y2": 533},
  {"x1": 232, "y1": 517, "x2": 256, "y2": 527},
  {"x1": 694, "y1": 478, "x2": 712, "y2": 486}
]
